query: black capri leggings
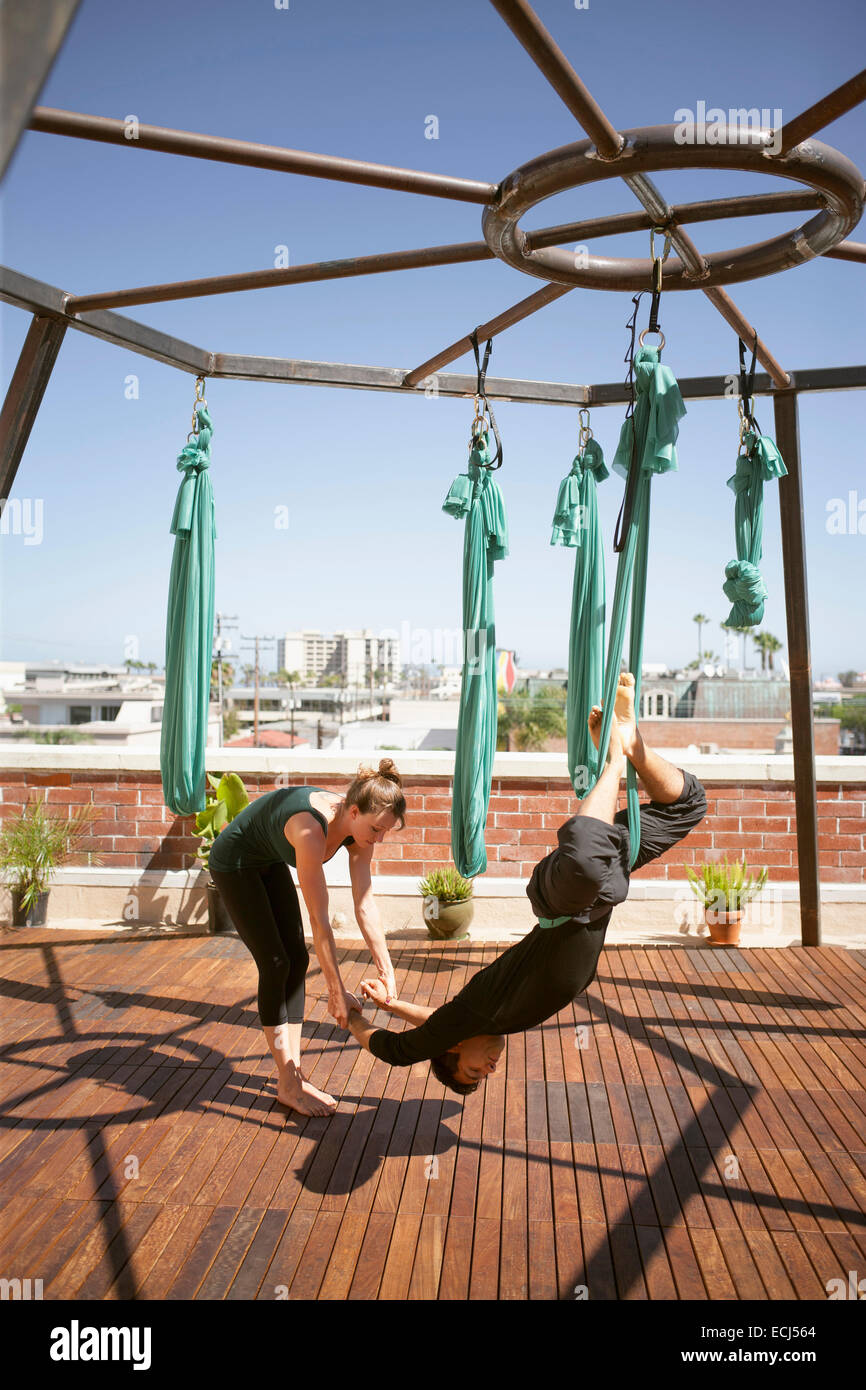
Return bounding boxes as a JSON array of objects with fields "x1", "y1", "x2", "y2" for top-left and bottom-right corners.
[{"x1": 210, "y1": 862, "x2": 309, "y2": 1026}]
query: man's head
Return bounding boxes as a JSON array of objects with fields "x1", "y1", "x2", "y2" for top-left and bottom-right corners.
[{"x1": 431, "y1": 1033, "x2": 505, "y2": 1095}]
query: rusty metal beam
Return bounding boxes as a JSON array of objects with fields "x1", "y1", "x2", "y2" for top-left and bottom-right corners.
[
  {"x1": 488, "y1": 0, "x2": 623, "y2": 158},
  {"x1": 824, "y1": 239, "x2": 866, "y2": 263},
  {"x1": 0, "y1": 315, "x2": 67, "y2": 497},
  {"x1": 64, "y1": 241, "x2": 494, "y2": 314},
  {"x1": 28, "y1": 106, "x2": 497, "y2": 205},
  {"x1": 777, "y1": 67, "x2": 866, "y2": 156},
  {"x1": 3, "y1": 268, "x2": 864, "y2": 407},
  {"x1": 402, "y1": 282, "x2": 571, "y2": 387},
  {"x1": 488, "y1": 0, "x2": 793, "y2": 385},
  {"x1": 701, "y1": 286, "x2": 790, "y2": 387},
  {"x1": 525, "y1": 191, "x2": 825, "y2": 251},
  {"x1": 773, "y1": 390, "x2": 821, "y2": 947},
  {"x1": 0, "y1": 0, "x2": 81, "y2": 180}
]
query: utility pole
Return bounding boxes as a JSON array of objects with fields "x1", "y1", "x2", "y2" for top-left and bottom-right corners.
[
  {"x1": 241, "y1": 632, "x2": 275, "y2": 747},
  {"x1": 214, "y1": 612, "x2": 238, "y2": 746}
]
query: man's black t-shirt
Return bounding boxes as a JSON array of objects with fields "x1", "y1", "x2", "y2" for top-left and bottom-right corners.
[{"x1": 367, "y1": 770, "x2": 707, "y2": 1066}]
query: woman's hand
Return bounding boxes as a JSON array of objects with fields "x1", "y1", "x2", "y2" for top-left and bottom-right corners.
[
  {"x1": 360, "y1": 977, "x2": 392, "y2": 1009},
  {"x1": 377, "y1": 964, "x2": 397, "y2": 999},
  {"x1": 327, "y1": 983, "x2": 354, "y2": 1029}
]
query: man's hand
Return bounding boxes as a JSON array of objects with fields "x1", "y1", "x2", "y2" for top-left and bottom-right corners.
[{"x1": 360, "y1": 977, "x2": 392, "y2": 1008}]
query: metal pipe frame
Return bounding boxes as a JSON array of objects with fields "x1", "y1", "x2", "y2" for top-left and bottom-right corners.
[
  {"x1": 3, "y1": 267, "x2": 865, "y2": 406},
  {"x1": 0, "y1": 315, "x2": 68, "y2": 497},
  {"x1": 29, "y1": 107, "x2": 497, "y2": 206},
  {"x1": 64, "y1": 190, "x2": 830, "y2": 317}
]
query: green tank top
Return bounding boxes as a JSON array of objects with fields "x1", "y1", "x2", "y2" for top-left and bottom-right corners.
[{"x1": 208, "y1": 785, "x2": 354, "y2": 873}]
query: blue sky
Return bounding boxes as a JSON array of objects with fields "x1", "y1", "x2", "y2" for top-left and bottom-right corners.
[{"x1": 1, "y1": 0, "x2": 864, "y2": 681}]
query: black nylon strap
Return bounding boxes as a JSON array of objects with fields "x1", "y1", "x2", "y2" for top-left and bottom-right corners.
[
  {"x1": 738, "y1": 333, "x2": 761, "y2": 436},
  {"x1": 469, "y1": 328, "x2": 503, "y2": 470},
  {"x1": 614, "y1": 293, "x2": 643, "y2": 554},
  {"x1": 647, "y1": 254, "x2": 663, "y2": 334}
]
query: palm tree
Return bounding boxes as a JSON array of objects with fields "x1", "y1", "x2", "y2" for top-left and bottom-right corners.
[
  {"x1": 281, "y1": 669, "x2": 301, "y2": 742},
  {"x1": 693, "y1": 613, "x2": 709, "y2": 665},
  {"x1": 753, "y1": 632, "x2": 783, "y2": 673},
  {"x1": 497, "y1": 687, "x2": 567, "y2": 752}
]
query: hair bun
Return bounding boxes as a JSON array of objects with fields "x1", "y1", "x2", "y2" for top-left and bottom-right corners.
[{"x1": 377, "y1": 757, "x2": 401, "y2": 786}]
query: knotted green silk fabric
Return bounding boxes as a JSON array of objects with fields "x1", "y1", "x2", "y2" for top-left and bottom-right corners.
[
  {"x1": 443, "y1": 433, "x2": 509, "y2": 878},
  {"x1": 551, "y1": 438, "x2": 609, "y2": 796},
  {"x1": 723, "y1": 431, "x2": 787, "y2": 629},
  {"x1": 596, "y1": 346, "x2": 686, "y2": 866},
  {"x1": 160, "y1": 405, "x2": 217, "y2": 815}
]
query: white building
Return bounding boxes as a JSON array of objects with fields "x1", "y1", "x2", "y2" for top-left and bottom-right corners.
[
  {"x1": 0, "y1": 664, "x2": 218, "y2": 748},
  {"x1": 277, "y1": 629, "x2": 400, "y2": 686}
]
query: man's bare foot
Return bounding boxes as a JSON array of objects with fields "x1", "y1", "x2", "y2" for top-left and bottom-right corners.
[
  {"x1": 613, "y1": 672, "x2": 639, "y2": 757},
  {"x1": 275, "y1": 1073, "x2": 336, "y2": 1117},
  {"x1": 588, "y1": 705, "x2": 626, "y2": 764}
]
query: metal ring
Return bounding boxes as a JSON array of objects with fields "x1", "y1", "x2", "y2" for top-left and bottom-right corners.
[
  {"x1": 482, "y1": 125, "x2": 863, "y2": 292},
  {"x1": 638, "y1": 328, "x2": 665, "y2": 349}
]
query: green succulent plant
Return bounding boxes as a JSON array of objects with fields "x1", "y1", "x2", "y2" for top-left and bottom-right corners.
[
  {"x1": 418, "y1": 865, "x2": 473, "y2": 903},
  {"x1": 195, "y1": 772, "x2": 250, "y2": 874},
  {"x1": 0, "y1": 792, "x2": 99, "y2": 911},
  {"x1": 686, "y1": 856, "x2": 768, "y2": 913}
]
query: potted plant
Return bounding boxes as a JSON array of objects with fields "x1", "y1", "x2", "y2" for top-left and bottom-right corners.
[
  {"x1": 0, "y1": 792, "x2": 98, "y2": 927},
  {"x1": 685, "y1": 856, "x2": 768, "y2": 946},
  {"x1": 418, "y1": 865, "x2": 474, "y2": 940},
  {"x1": 194, "y1": 772, "x2": 250, "y2": 933}
]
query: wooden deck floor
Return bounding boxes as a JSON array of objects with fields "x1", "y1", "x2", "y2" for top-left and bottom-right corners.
[{"x1": 1, "y1": 933, "x2": 865, "y2": 1301}]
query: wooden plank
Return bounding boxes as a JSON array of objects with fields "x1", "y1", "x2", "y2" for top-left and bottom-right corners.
[
  {"x1": 634, "y1": 1223, "x2": 678, "y2": 1300},
  {"x1": 687, "y1": 1227, "x2": 738, "y2": 1299},
  {"x1": 317, "y1": 1212, "x2": 371, "y2": 1300},
  {"x1": 166, "y1": 1206, "x2": 238, "y2": 1298},
  {"x1": 347, "y1": 1211, "x2": 396, "y2": 1301},
  {"x1": 407, "y1": 1212, "x2": 448, "y2": 1300},
  {"x1": 436, "y1": 1213, "x2": 474, "y2": 1301},
  {"x1": 468, "y1": 1216, "x2": 500, "y2": 1300},
  {"x1": 104, "y1": 1202, "x2": 189, "y2": 1299}
]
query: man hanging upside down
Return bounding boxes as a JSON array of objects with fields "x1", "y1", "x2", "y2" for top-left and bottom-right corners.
[{"x1": 344, "y1": 672, "x2": 707, "y2": 1094}]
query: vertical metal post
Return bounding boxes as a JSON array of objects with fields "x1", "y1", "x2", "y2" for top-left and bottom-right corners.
[
  {"x1": 773, "y1": 390, "x2": 821, "y2": 946},
  {"x1": 0, "y1": 314, "x2": 67, "y2": 496}
]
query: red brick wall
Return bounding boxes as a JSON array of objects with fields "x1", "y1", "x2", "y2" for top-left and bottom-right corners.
[
  {"x1": 548, "y1": 719, "x2": 840, "y2": 754},
  {"x1": 1, "y1": 768, "x2": 864, "y2": 885}
]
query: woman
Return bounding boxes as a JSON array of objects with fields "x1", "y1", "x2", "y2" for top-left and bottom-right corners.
[{"x1": 209, "y1": 758, "x2": 406, "y2": 1116}]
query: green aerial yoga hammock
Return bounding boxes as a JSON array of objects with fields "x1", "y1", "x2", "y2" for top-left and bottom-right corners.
[
  {"x1": 443, "y1": 431, "x2": 509, "y2": 878},
  {"x1": 564, "y1": 345, "x2": 686, "y2": 868},
  {"x1": 550, "y1": 434, "x2": 609, "y2": 796},
  {"x1": 160, "y1": 402, "x2": 217, "y2": 816},
  {"x1": 722, "y1": 430, "x2": 787, "y2": 629}
]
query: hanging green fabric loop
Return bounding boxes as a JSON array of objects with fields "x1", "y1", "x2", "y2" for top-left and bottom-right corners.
[
  {"x1": 552, "y1": 437, "x2": 608, "y2": 795},
  {"x1": 444, "y1": 433, "x2": 509, "y2": 878},
  {"x1": 590, "y1": 346, "x2": 686, "y2": 867},
  {"x1": 160, "y1": 404, "x2": 217, "y2": 816},
  {"x1": 722, "y1": 430, "x2": 787, "y2": 629}
]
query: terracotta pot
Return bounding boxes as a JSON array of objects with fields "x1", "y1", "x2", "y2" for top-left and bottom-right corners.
[
  {"x1": 11, "y1": 889, "x2": 50, "y2": 927},
  {"x1": 422, "y1": 896, "x2": 473, "y2": 941},
  {"x1": 704, "y1": 906, "x2": 742, "y2": 946}
]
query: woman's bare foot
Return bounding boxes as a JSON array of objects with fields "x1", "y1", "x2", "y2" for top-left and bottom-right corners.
[
  {"x1": 275, "y1": 1071, "x2": 336, "y2": 1117},
  {"x1": 296, "y1": 1068, "x2": 338, "y2": 1109},
  {"x1": 588, "y1": 705, "x2": 626, "y2": 764},
  {"x1": 613, "y1": 672, "x2": 639, "y2": 757}
]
